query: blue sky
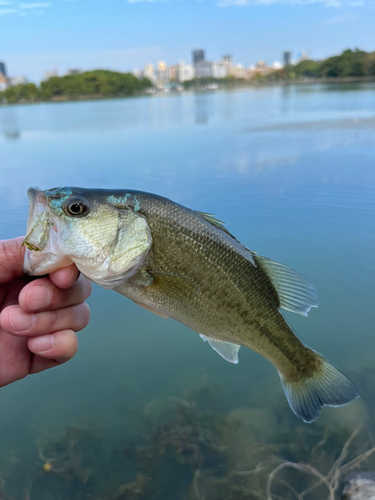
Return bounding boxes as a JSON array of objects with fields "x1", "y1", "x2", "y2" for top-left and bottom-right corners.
[{"x1": 0, "y1": 0, "x2": 374, "y2": 82}]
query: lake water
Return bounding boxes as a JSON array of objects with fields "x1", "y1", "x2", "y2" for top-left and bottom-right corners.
[{"x1": 0, "y1": 84, "x2": 375, "y2": 499}]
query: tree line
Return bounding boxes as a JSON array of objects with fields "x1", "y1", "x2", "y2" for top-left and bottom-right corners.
[
  {"x1": 0, "y1": 70, "x2": 152, "y2": 104},
  {"x1": 1, "y1": 49, "x2": 375, "y2": 104},
  {"x1": 267, "y1": 49, "x2": 375, "y2": 82}
]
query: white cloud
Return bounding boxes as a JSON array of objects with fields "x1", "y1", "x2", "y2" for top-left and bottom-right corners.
[
  {"x1": 217, "y1": 0, "x2": 366, "y2": 6},
  {"x1": 218, "y1": 0, "x2": 325, "y2": 6},
  {"x1": 0, "y1": 7, "x2": 17, "y2": 13},
  {"x1": 19, "y1": 2, "x2": 51, "y2": 8},
  {"x1": 128, "y1": 0, "x2": 167, "y2": 3}
]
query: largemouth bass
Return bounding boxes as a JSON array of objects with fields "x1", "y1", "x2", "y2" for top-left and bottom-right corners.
[{"x1": 23, "y1": 187, "x2": 359, "y2": 422}]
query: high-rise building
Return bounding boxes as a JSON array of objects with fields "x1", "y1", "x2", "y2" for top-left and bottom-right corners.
[
  {"x1": 143, "y1": 64, "x2": 155, "y2": 81},
  {"x1": 67, "y1": 69, "x2": 82, "y2": 76},
  {"x1": 222, "y1": 55, "x2": 232, "y2": 65},
  {"x1": 156, "y1": 61, "x2": 170, "y2": 87},
  {"x1": 0, "y1": 73, "x2": 8, "y2": 91},
  {"x1": 212, "y1": 61, "x2": 228, "y2": 79},
  {"x1": 9, "y1": 76, "x2": 28, "y2": 86},
  {"x1": 195, "y1": 61, "x2": 212, "y2": 78},
  {"x1": 193, "y1": 50, "x2": 205, "y2": 66},
  {"x1": 0, "y1": 62, "x2": 7, "y2": 77},
  {"x1": 157, "y1": 61, "x2": 167, "y2": 71},
  {"x1": 177, "y1": 62, "x2": 195, "y2": 82},
  {"x1": 283, "y1": 51, "x2": 292, "y2": 67}
]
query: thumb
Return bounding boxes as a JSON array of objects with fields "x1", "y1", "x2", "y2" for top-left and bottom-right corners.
[{"x1": 0, "y1": 237, "x2": 26, "y2": 285}]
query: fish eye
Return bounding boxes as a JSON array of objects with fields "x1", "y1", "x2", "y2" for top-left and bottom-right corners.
[{"x1": 65, "y1": 198, "x2": 89, "y2": 216}]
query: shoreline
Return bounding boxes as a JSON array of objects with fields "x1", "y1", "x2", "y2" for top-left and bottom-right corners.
[{"x1": 1, "y1": 77, "x2": 374, "y2": 107}]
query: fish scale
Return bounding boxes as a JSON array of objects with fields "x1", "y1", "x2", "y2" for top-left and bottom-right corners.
[{"x1": 23, "y1": 186, "x2": 360, "y2": 422}]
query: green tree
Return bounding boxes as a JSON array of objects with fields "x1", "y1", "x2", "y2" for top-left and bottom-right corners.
[{"x1": 0, "y1": 83, "x2": 39, "y2": 103}]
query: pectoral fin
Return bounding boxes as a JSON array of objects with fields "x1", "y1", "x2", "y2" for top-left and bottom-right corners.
[{"x1": 200, "y1": 335, "x2": 241, "y2": 364}]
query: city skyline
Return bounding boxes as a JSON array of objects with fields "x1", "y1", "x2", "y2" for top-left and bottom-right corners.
[{"x1": 1, "y1": 0, "x2": 374, "y2": 82}]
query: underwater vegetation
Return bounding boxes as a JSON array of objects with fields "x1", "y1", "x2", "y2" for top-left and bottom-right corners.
[{"x1": 0, "y1": 384, "x2": 374, "y2": 499}]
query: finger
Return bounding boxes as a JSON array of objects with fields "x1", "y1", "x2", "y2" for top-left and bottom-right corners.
[
  {"x1": 0, "y1": 331, "x2": 29, "y2": 387},
  {"x1": 28, "y1": 329, "x2": 78, "y2": 373},
  {"x1": 0, "y1": 237, "x2": 26, "y2": 285},
  {"x1": 49, "y1": 264, "x2": 80, "y2": 290},
  {"x1": 19, "y1": 275, "x2": 92, "y2": 313},
  {"x1": 0, "y1": 303, "x2": 90, "y2": 337}
]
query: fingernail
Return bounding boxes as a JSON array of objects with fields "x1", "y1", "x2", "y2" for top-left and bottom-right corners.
[
  {"x1": 26, "y1": 286, "x2": 52, "y2": 311},
  {"x1": 9, "y1": 308, "x2": 36, "y2": 332},
  {"x1": 30, "y1": 334, "x2": 55, "y2": 353}
]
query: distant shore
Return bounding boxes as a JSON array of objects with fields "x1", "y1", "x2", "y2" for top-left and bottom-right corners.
[{"x1": 1, "y1": 76, "x2": 374, "y2": 107}]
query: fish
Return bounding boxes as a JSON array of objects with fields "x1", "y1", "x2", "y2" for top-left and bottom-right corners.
[{"x1": 23, "y1": 186, "x2": 360, "y2": 422}]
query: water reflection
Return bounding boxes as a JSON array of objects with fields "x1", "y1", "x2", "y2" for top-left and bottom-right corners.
[
  {"x1": 194, "y1": 95, "x2": 209, "y2": 125},
  {"x1": 0, "y1": 84, "x2": 374, "y2": 499},
  {"x1": 3, "y1": 130, "x2": 20, "y2": 141}
]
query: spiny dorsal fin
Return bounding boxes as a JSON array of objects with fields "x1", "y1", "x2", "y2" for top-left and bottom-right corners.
[
  {"x1": 200, "y1": 335, "x2": 240, "y2": 364},
  {"x1": 254, "y1": 255, "x2": 318, "y2": 317},
  {"x1": 198, "y1": 212, "x2": 236, "y2": 239}
]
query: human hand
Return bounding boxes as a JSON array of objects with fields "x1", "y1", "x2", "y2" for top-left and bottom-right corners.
[{"x1": 0, "y1": 237, "x2": 92, "y2": 388}]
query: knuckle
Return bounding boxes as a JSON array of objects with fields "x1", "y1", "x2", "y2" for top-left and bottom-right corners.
[
  {"x1": 61, "y1": 331, "x2": 78, "y2": 359},
  {"x1": 77, "y1": 303, "x2": 90, "y2": 329},
  {"x1": 69, "y1": 303, "x2": 90, "y2": 331},
  {"x1": 76, "y1": 276, "x2": 92, "y2": 301}
]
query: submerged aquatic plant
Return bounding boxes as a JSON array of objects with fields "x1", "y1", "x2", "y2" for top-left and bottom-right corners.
[
  {"x1": 265, "y1": 427, "x2": 375, "y2": 500},
  {"x1": 0, "y1": 386, "x2": 374, "y2": 500}
]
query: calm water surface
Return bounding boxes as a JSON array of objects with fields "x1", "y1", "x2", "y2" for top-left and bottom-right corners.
[{"x1": 0, "y1": 84, "x2": 375, "y2": 499}]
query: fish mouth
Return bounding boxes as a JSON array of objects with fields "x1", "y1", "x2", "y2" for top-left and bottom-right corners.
[{"x1": 23, "y1": 187, "x2": 72, "y2": 276}]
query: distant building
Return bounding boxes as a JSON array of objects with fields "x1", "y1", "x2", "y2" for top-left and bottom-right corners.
[
  {"x1": 272, "y1": 61, "x2": 282, "y2": 70},
  {"x1": 283, "y1": 51, "x2": 292, "y2": 67},
  {"x1": 195, "y1": 61, "x2": 212, "y2": 78},
  {"x1": 67, "y1": 69, "x2": 82, "y2": 76},
  {"x1": 156, "y1": 61, "x2": 171, "y2": 87},
  {"x1": 211, "y1": 61, "x2": 228, "y2": 79},
  {"x1": 245, "y1": 61, "x2": 274, "y2": 80},
  {"x1": 44, "y1": 69, "x2": 59, "y2": 81},
  {"x1": 192, "y1": 50, "x2": 205, "y2": 66},
  {"x1": 0, "y1": 62, "x2": 7, "y2": 77},
  {"x1": 298, "y1": 52, "x2": 310, "y2": 63},
  {"x1": 143, "y1": 64, "x2": 155, "y2": 82},
  {"x1": 0, "y1": 72, "x2": 8, "y2": 91},
  {"x1": 222, "y1": 55, "x2": 232, "y2": 66},
  {"x1": 177, "y1": 62, "x2": 195, "y2": 82},
  {"x1": 157, "y1": 61, "x2": 167, "y2": 71},
  {"x1": 230, "y1": 64, "x2": 245, "y2": 79},
  {"x1": 132, "y1": 69, "x2": 143, "y2": 79},
  {"x1": 169, "y1": 65, "x2": 179, "y2": 81},
  {"x1": 9, "y1": 76, "x2": 28, "y2": 86}
]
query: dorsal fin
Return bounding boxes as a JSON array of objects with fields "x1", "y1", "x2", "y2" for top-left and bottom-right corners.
[
  {"x1": 200, "y1": 335, "x2": 241, "y2": 364},
  {"x1": 254, "y1": 255, "x2": 318, "y2": 316},
  {"x1": 198, "y1": 212, "x2": 236, "y2": 238}
]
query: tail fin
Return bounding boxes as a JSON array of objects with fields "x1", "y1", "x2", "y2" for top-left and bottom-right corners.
[{"x1": 279, "y1": 354, "x2": 360, "y2": 423}]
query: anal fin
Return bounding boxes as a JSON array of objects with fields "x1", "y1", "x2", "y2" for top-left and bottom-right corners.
[{"x1": 200, "y1": 335, "x2": 241, "y2": 364}]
